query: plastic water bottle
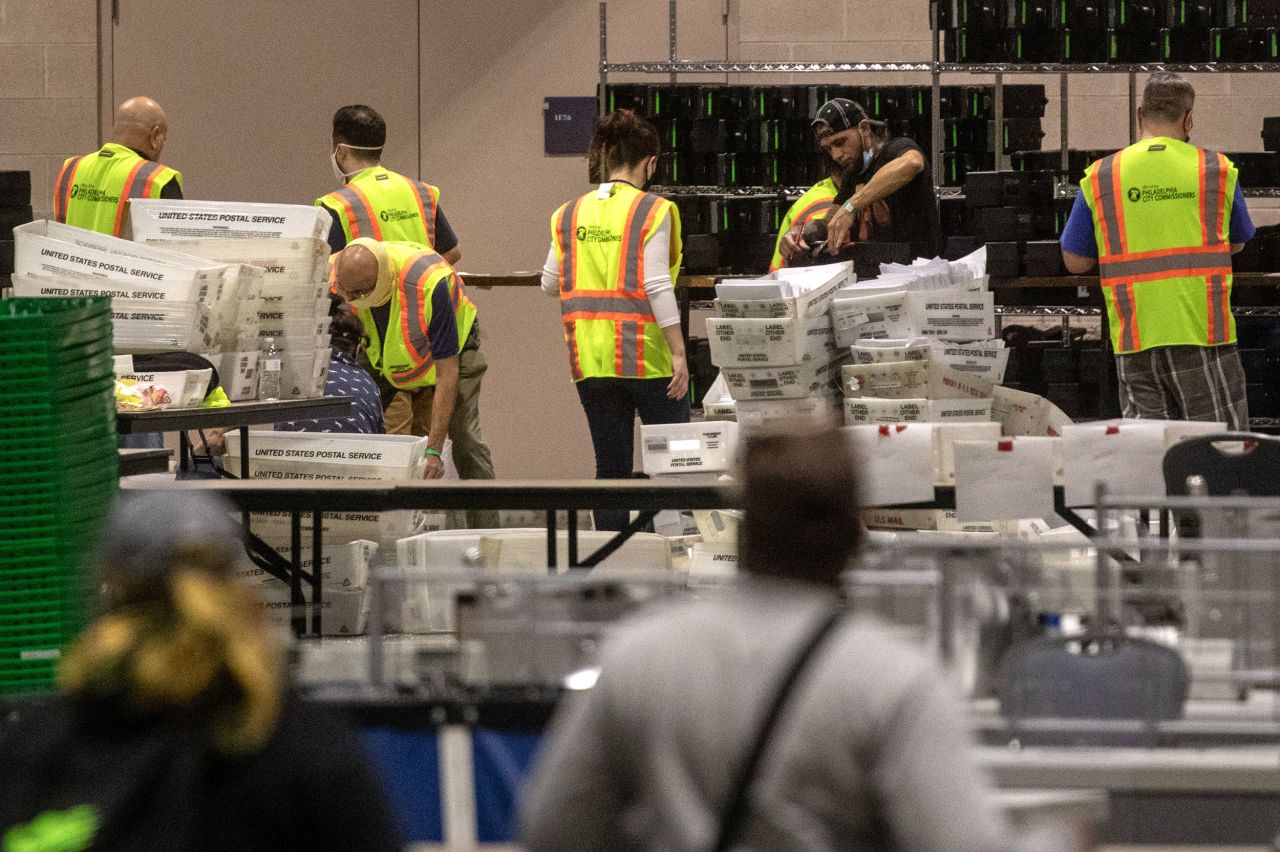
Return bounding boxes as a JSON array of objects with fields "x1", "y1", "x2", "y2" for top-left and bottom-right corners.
[{"x1": 260, "y1": 337, "x2": 282, "y2": 401}]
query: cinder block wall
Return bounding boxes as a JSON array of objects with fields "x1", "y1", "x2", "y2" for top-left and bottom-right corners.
[{"x1": 0, "y1": 0, "x2": 99, "y2": 221}]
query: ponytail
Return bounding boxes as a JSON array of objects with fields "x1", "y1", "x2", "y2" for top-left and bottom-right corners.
[
  {"x1": 60, "y1": 562, "x2": 283, "y2": 755},
  {"x1": 590, "y1": 109, "x2": 660, "y2": 180}
]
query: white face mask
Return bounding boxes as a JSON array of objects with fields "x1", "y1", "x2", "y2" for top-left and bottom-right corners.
[
  {"x1": 343, "y1": 238, "x2": 395, "y2": 310},
  {"x1": 330, "y1": 142, "x2": 384, "y2": 184},
  {"x1": 863, "y1": 147, "x2": 874, "y2": 170}
]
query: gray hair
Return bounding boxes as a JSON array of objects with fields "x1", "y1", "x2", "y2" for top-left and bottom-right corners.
[{"x1": 1141, "y1": 72, "x2": 1196, "y2": 124}]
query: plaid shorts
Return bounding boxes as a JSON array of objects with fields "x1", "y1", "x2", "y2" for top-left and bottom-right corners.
[{"x1": 1114, "y1": 344, "x2": 1248, "y2": 431}]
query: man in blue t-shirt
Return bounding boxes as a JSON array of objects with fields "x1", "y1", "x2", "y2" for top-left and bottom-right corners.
[{"x1": 1059, "y1": 73, "x2": 1256, "y2": 429}]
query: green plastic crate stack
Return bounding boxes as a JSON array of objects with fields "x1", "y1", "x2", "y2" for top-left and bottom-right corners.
[{"x1": 0, "y1": 296, "x2": 118, "y2": 695}]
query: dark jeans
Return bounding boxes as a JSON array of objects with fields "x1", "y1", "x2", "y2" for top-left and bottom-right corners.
[{"x1": 576, "y1": 377, "x2": 691, "y2": 532}]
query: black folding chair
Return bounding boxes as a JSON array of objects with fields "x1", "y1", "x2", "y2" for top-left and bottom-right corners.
[
  {"x1": 1163, "y1": 432, "x2": 1280, "y2": 497},
  {"x1": 1163, "y1": 433, "x2": 1280, "y2": 693}
]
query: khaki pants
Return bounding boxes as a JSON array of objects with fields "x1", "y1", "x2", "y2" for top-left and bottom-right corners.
[{"x1": 385, "y1": 338, "x2": 500, "y2": 529}]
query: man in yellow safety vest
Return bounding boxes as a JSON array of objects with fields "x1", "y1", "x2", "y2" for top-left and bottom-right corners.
[
  {"x1": 1061, "y1": 73, "x2": 1255, "y2": 429},
  {"x1": 54, "y1": 97, "x2": 182, "y2": 237},
  {"x1": 316, "y1": 104, "x2": 461, "y2": 265},
  {"x1": 331, "y1": 239, "x2": 498, "y2": 527}
]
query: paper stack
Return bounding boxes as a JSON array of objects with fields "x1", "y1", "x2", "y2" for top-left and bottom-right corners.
[
  {"x1": 10, "y1": 220, "x2": 246, "y2": 355},
  {"x1": 705, "y1": 261, "x2": 852, "y2": 434},
  {"x1": 224, "y1": 430, "x2": 454, "y2": 554},
  {"x1": 131, "y1": 198, "x2": 334, "y2": 400},
  {"x1": 837, "y1": 248, "x2": 1003, "y2": 429}
]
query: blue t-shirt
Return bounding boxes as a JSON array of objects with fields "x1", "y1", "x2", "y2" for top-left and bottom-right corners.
[
  {"x1": 276, "y1": 348, "x2": 386, "y2": 434},
  {"x1": 1060, "y1": 180, "x2": 1255, "y2": 257}
]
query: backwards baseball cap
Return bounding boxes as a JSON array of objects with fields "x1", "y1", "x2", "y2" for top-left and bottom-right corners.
[{"x1": 811, "y1": 98, "x2": 870, "y2": 140}]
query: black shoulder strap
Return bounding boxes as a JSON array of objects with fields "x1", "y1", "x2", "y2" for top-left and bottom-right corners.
[{"x1": 711, "y1": 605, "x2": 845, "y2": 852}]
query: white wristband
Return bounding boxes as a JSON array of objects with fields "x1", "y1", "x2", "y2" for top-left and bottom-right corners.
[{"x1": 841, "y1": 199, "x2": 858, "y2": 215}]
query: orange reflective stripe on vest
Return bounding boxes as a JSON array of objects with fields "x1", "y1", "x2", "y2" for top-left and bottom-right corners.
[
  {"x1": 405, "y1": 180, "x2": 438, "y2": 246},
  {"x1": 1092, "y1": 151, "x2": 1137, "y2": 351},
  {"x1": 616, "y1": 191, "x2": 662, "y2": 377},
  {"x1": 1201, "y1": 150, "x2": 1231, "y2": 344},
  {"x1": 53, "y1": 157, "x2": 81, "y2": 223},
  {"x1": 339, "y1": 184, "x2": 383, "y2": 240},
  {"x1": 113, "y1": 160, "x2": 159, "y2": 237},
  {"x1": 390, "y1": 252, "x2": 450, "y2": 385},
  {"x1": 792, "y1": 195, "x2": 834, "y2": 231},
  {"x1": 1100, "y1": 244, "x2": 1233, "y2": 283},
  {"x1": 554, "y1": 197, "x2": 584, "y2": 379}
]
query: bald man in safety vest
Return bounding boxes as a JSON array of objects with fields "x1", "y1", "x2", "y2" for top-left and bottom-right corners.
[
  {"x1": 1061, "y1": 72, "x2": 1256, "y2": 429},
  {"x1": 54, "y1": 96, "x2": 183, "y2": 236},
  {"x1": 332, "y1": 239, "x2": 498, "y2": 528}
]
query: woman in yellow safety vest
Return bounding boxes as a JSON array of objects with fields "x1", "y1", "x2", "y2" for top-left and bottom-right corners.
[{"x1": 542, "y1": 110, "x2": 689, "y2": 531}]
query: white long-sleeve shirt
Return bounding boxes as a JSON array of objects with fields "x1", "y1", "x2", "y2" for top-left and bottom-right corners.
[
  {"x1": 520, "y1": 579, "x2": 1077, "y2": 852},
  {"x1": 541, "y1": 191, "x2": 680, "y2": 328}
]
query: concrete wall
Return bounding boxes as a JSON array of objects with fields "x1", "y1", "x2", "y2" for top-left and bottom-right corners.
[
  {"x1": 0, "y1": 0, "x2": 98, "y2": 222},
  {"x1": 420, "y1": 0, "x2": 730, "y2": 480}
]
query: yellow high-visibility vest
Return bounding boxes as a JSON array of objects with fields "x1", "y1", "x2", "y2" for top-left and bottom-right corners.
[
  {"x1": 316, "y1": 167, "x2": 440, "y2": 248},
  {"x1": 549, "y1": 184, "x2": 682, "y2": 381},
  {"x1": 1080, "y1": 137, "x2": 1238, "y2": 353},
  {"x1": 53, "y1": 143, "x2": 182, "y2": 237},
  {"x1": 346, "y1": 241, "x2": 477, "y2": 390},
  {"x1": 769, "y1": 177, "x2": 837, "y2": 271}
]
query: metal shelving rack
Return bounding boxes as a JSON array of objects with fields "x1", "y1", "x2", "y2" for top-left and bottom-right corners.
[
  {"x1": 602, "y1": 2, "x2": 1280, "y2": 430},
  {"x1": 597, "y1": 1, "x2": 1280, "y2": 188}
]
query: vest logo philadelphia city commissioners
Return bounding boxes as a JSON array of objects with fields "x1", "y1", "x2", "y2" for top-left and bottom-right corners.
[
  {"x1": 1128, "y1": 184, "x2": 1197, "y2": 203},
  {"x1": 378, "y1": 209, "x2": 418, "y2": 223},
  {"x1": 68, "y1": 185, "x2": 119, "y2": 204},
  {"x1": 576, "y1": 225, "x2": 621, "y2": 243}
]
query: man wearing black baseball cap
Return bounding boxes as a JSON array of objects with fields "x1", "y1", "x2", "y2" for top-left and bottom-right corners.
[{"x1": 782, "y1": 97, "x2": 941, "y2": 262}]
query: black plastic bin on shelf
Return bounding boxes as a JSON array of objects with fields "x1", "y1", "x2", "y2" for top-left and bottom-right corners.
[
  {"x1": 939, "y1": 196, "x2": 968, "y2": 235},
  {"x1": 1247, "y1": 383, "x2": 1279, "y2": 418},
  {"x1": 944, "y1": 27, "x2": 1011, "y2": 63},
  {"x1": 945, "y1": 235, "x2": 981, "y2": 260},
  {"x1": 964, "y1": 171, "x2": 1029, "y2": 208},
  {"x1": 986, "y1": 241, "x2": 1023, "y2": 277},
  {"x1": 969, "y1": 206, "x2": 1035, "y2": 241},
  {"x1": 673, "y1": 197, "x2": 711, "y2": 237},
  {"x1": 1227, "y1": 152, "x2": 1280, "y2": 188},
  {"x1": 1024, "y1": 241, "x2": 1066, "y2": 276},
  {"x1": 1263, "y1": 116, "x2": 1280, "y2": 153},
  {"x1": 0, "y1": 171, "x2": 31, "y2": 206},
  {"x1": 1047, "y1": 382, "x2": 1083, "y2": 418},
  {"x1": 0, "y1": 206, "x2": 32, "y2": 239},
  {"x1": 682, "y1": 234, "x2": 721, "y2": 275},
  {"x1": 1239, "y1": 347, "x2": 1270, "y2": 379}
]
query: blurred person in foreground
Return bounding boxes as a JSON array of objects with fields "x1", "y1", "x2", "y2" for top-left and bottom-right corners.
[
  {"x1": 520, "y1": 426, "x2": 1080, "y2": 852},
  {"x1": 0, "y1": 492, "x2": 402, "y2": 852}
]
